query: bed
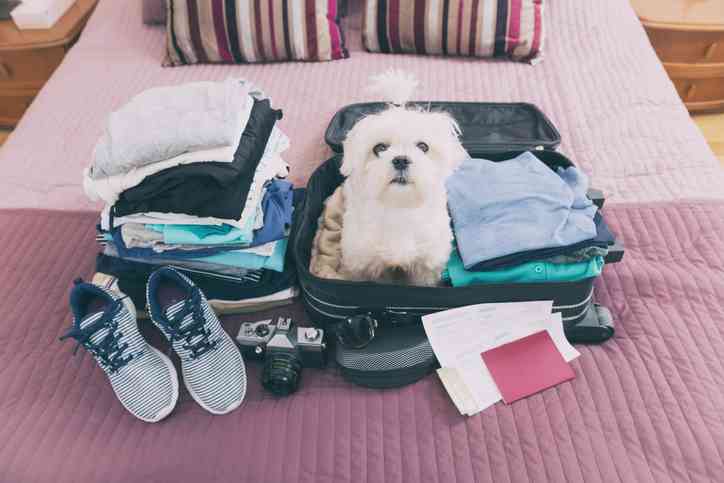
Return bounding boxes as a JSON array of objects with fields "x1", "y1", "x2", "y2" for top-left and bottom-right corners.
[{"x1": 0, "y1": 1, "x2": 723, "y2": 481}]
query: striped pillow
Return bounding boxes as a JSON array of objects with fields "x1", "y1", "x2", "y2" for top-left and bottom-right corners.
[
  {"x1": 362, "y1": 0, "x2": 544, "y2": 62},
  {"x1": 166, "y1": 0, "x2": 349, "y2": 66}
]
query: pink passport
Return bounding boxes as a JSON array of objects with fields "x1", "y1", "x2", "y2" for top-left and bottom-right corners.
[{"x1": 481, "y1": 330, "x2": 575, "y2": 404}]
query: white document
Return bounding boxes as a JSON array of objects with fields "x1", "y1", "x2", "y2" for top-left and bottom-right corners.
[
  {"x1": 423, "y1": 302, "x2": 579, "y2": 415},
  {"x1": 437, "y1": 367, "x2": 478, "y2": 416},
  {"x1": 423, "y1": 300, "x2": 554, "y2": 367}
]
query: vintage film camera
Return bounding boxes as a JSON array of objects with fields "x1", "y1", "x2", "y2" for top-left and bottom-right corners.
[{"x1": 236, "y1": 316, "x2": 326, "y2": 396}]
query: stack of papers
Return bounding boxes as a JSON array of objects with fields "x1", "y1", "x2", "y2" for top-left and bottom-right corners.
[{"x1": 422, "y1": 301, "x2": 579, "y2": 416}]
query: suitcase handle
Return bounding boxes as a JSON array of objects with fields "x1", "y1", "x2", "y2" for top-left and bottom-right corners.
[
  {"x1": 605, "y1": 240, "x2": 625, "y2": 264},
  {"x1": 587, "y1": 188, "x2": 605, "y2": 209},
  {"x1": 587, "y1": 187, "x2": 625, "y2": 264}
]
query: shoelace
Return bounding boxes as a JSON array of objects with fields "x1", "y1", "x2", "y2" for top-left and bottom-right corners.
[
  {"x1": 165, "y1": 289, "x2": 220, "y2": 360},
  {"x1": 59, "y1": 299, "x2": 136, "y2": 374}
]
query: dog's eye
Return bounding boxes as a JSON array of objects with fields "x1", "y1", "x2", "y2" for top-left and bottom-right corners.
[
  {"x1": 373, "y1": 143, "x2": 389, "y2": 156},
  {"x1": 416, "y1": 142, "x2": 429, "y2": 153}
]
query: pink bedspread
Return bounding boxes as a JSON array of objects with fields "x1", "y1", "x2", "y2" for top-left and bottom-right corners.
[
  {"x1": 0, "y1": 0, "x2": 722, "y2": 209},
  {"x1": 1, "y1": 202, "x2": 723, "y2": 482},
  {"x1": 1, "y1": 2, "x2": 724, "y2": 482}
]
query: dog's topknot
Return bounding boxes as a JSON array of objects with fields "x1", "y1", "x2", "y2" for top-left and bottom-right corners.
[{"x1": 366, "y1": 69, "x2": 419, "y2": 106}]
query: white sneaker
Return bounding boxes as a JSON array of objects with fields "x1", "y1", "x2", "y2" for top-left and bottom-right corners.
[
  {"x1": 146, "y1": 267, "x2": 247, "y2": 415},
  {"x1": 61, "y1": 279, "x2": 178, "y2": 423}
]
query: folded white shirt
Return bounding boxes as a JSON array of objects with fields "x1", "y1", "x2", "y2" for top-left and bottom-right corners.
[
  {"x1": 84, "y1": 89, "x2": 256, "y2": 205},
  {"x1": 241, "y1": 128, "x2": 291, "y2": 230}
]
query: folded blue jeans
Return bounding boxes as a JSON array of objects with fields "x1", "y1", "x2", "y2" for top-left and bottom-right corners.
[
  {"x1": 114, "y1": 238, "x2": 289, "y2": 273},
  {"x1": 96, "y1": 252, "x2": 295, "y2": 312}
]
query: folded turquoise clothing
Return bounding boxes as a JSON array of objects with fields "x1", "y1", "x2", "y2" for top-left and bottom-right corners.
[
  {"x1": 185, "y1": 237, "x2": 288, "y2": 272},
  {"x1": 444, "y1": 249, "x2": 604, "y2": 286},
  {"x1": 146, "y1": 180, "x2": 296, "y2": 248},
  {"x1": 148, "y1": 215, "x2": 256, "y2": 247}
]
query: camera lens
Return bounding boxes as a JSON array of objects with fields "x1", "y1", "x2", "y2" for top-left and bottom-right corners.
[
  {"x1": 261, "y1": 352, "x2": 303, "y2": 397},
  {"x1": 255, "y1": 324, "x2": 270, "y2": 337}
]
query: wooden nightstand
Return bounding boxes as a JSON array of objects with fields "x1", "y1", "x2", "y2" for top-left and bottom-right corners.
[
  {"x1": 0, "y1": 0, "x2": 98, "y2": 127},
  {"x1": 632, "y1": 0, "x2": 724, "y2": 113}
]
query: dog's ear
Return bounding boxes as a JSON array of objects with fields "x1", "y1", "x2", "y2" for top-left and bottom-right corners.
[
  {"x1": 340, "y1": 125, "x2": 365, "y2": 177},
  {"x1": 339, "y1": 151, "x2": 355, "y2": 177},
  {"x1": 430, "y1": 111, "x2": 468, "y2": 172}
]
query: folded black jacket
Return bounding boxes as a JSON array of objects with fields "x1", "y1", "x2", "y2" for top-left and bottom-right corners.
[{"x1": 112, "y1": 98, "x2": 282, "y2": 220}]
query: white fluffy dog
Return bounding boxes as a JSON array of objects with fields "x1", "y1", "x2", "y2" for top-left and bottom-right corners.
[{"x1": 339, "y1": 71, "x2": 468, "y2": 286}]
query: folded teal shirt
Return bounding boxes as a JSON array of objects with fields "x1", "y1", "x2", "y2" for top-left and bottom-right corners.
[
  {"x1": 190, "y1": 237, "x2": 288, "y2": 272},
  {"x1": 148, "y1": 218, "x2": 256, "y2": 246},
  {"x1": 444, "y1": 249, "x2": 604, "y2": 286},
  {"x1": 146, "y1": 179, "x2": 294, "y2": 248}
]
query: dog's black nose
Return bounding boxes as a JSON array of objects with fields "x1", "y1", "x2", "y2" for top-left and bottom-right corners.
[{"x1": 392, "y1": 156, "x2": 411, "y2": 170}]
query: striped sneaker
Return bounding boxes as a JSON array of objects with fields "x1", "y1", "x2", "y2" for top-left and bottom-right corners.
[
  {"x1": 146, "y1": 267, "x2": 247, "y2": 415},
  {"x1": 60, "y1": 279, "x2": 179, "y2": 423}
]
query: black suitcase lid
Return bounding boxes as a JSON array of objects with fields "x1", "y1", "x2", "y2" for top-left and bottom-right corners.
[{"x1": 325, "y1": 102, "x2": 562, "y2": 154}]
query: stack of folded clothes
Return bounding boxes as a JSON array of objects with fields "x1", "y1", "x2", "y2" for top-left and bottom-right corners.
[
  {"x1": 444, "y1": 151, "x2": 613, "y2": 286},
  {"x1": 84, "y1": 79, "x2": 299, "y2": 311}
]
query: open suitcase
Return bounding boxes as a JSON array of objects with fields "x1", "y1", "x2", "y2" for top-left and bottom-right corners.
[{"x1": 291, "y1": 102, "x2": 624, "y2": 387}]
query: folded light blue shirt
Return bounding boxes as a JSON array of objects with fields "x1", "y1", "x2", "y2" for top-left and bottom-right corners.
[{"x1": 446, "y1": 152, "x2": 598, "y2": 270}]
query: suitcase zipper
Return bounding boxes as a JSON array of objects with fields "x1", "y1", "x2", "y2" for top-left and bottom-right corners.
[
  {"x1": 168, "y1": 265, "x2": 263, "y2": 283},
  {"x1": 302, "y1": 286, "x2": 593, "y2": 322},
  {"x1": 552, "y1": 289, "x2": 593, "y2": 309},
  {"x1": 560, "y1": 303, "x2": 591, "y2": 323},
  {"x1": 302, "y1": 287, "x2": 446, "y2": 311}
]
